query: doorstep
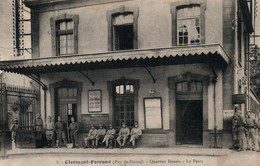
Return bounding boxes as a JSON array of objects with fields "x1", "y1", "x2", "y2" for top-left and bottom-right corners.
[{"x1": 5, "y1": 147, "x2": 231, "y2": 158}]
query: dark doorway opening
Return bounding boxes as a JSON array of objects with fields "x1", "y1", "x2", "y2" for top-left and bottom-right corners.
[
  {"x1": 176, "y1": 100, "x2": 203, "y2": 145},
  {"x1": 54, "y1": 87, "x2": 78, "y2": 126},
  {"x1": 113, "y1": 25, "x2": 134, "y2": 50}
]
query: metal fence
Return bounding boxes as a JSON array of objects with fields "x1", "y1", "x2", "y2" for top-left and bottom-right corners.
[{"x1": 0, "y1": 83, "x2": 39, "y2": 131}]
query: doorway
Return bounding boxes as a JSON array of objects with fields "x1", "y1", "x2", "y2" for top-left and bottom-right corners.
[
  {"x1": 176, "y1": 100, "x2": 203, "y2": 145},
  {"x1": 55, "y1": 87, "x2": 78, "y2": 126}
]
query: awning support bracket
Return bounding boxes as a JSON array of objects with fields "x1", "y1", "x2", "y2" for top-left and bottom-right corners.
[
  {"x1": 25, "y1": 74, "x2": 47, "y2": 90},
  {"x1": 79, "y1": 71, "x2": 95, "y2": 86},
  {"x1": 144, "y1": 67, "x2": 156, "y2": 83}
]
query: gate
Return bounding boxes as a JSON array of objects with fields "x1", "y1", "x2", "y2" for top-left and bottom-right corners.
[{"x1": 0, "y1": 83, "x2": 39, "y2": 156}]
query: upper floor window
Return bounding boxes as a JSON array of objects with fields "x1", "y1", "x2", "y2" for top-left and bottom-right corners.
[
  {"x1": 56, "y1": 20, "x2": 74, "y2": 55},
  {"x1": 171, "y1": 0, "x2": 206, "y2": 46},
  {"x1": 112, "y1": 13, "x2": 134, "y2": 50},
  {"x1": 177, "y1": 6, "x2": 201, "y2": 46},
  {"x1": 50, "y1": 14, "x2": 79, "y2": 56},
  {"x1": 107, "y1": 6, "x2": 139, "y2": 51}
]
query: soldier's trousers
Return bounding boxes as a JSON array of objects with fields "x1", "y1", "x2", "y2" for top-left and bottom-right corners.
[
  {"x1": 85, "y1": 136, "x2": 95, "y2": 147},
  {"x1": 232, "y1": 131, "x2": 238, "y2": 148},
  {"x1": 56, "y1": 131, "x2": 67, "y2": 146},
  {"x1": 70, "y1": 131, "x2": 78, "y2": 147},
  {"x1": 117, "y1": 135, "x2": 128, "y2": 146},
  {"x1": 238, "y1": 128, "x2": 246, "y2": 150},
  {"x1": 35, "y1": 131, "x2": 43, "y2": 148},
  {"x1": 248, "y1": 128, "x2": 259, "y2": 150}
]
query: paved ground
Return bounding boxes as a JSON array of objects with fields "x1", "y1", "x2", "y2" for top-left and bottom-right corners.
[{"x1": 0, "y1": 148, "x2": 260, "y2": 166}]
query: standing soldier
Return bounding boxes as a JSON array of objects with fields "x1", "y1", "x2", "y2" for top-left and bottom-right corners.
[
  {"x1": 245, "y1": 111, "x2": 258, "y2": 151},
  {"x1": 236, "y1": 109, "x2": 247, "y2": 152},
  {"x1": 33, "y1": 113, "x2": 43, "y2": 148},
  {"x1": 230, "y1": 107, "x2": 239, "y2": 150},
  {"x1": 55, "y1": 116, "x2": 67, "y2": 148},
  {"x1": 84, "y1": 125, "x2": 97, "y2": 148},
  {"x1": 117, "y1": 122, "x2": 130, "y2": 149},
  {"x1": 10, "y1": 118, "x2": 19, "y2": 149},
  {"x1": 68, "y1": 117, "x2": 79, "y2": 148},
  {"x1": 45, "y1": 116, "x2": 54, "y2": 148},
  {"x1": 129, "y1": 122, "x2": 142, "y2": 149},
  {"x1": 95, "y1": 124, "x2": 106, "y2": 149},
  {"x1": 102, "y1": 124, "x2": 116, "y2": 149}
]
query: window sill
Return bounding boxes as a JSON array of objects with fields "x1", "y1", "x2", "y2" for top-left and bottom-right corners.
[{"x1": 143, "y1": 129, "x2": 168, "y2": 134}]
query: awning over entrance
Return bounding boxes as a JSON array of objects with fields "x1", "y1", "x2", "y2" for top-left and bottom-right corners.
[{"x1": 0, "y1": 44, "x2": 229, "y2": 75}]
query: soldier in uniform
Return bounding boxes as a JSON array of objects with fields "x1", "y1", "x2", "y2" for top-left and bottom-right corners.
[
  {"x1": 33, "y1": 113, "x2": 43, "y2": 148},
  {"x1": 129, "y1": 122, "x2": 142, "y2": 149},
  {"x1": 245, "y1": 111, "x2": 258, "y2": 151},
  {"x1": 117, "y1": 122, "x2": 130, "y2": 149},
  {"x1": 84, "y1": 125, "x2": 97, "y2": 148},
  {"x1": 55, "y1": 116, "x2": 67, "y2": 148},
  {"x1": 68, "y1": 117, "x2": 79, "y2": 148},
  {"x1": 236, "y1": 109, "x2": 247, "y2": 152},
  {"x1": 10, "y1": 118, "x2": 20, "y2": 149},
  {"x1": 45, "y1": 116, "x2": 54, "y2": 148},
  {"x1": 230, "y1": 107, "x2": 239, "y2": 150},
  {"x1": 102, "y1": 124, "x2": 116, "y2": 149},
  {"x1": 95, "y1": 124, "x2": 106, "y2": 149}
]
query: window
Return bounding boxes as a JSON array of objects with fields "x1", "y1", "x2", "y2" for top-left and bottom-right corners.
[
  {"x1": 176, "y1": 81, "x2": 203, "y2": 93},
  {"x1": 114, "y1": 84, "x2": 135, "y2": 127},
  {"x1": 50, "y1": 14, "x2": 79, "y2": 56},
  {"x1": 171, "y1": 0, "x2": 206, "y2": 46},
  {"x1": 107, "y1": 6, "x2": 139, "y2": 51},
  {"x1": 56, "y1": 20, "x2": 74, "y2": 55},
  {"x1": 177, "y1": 6, "x2": 201, "y2": 46},
  {"x1": 112, "y1": 13, "x2": 134, "y2": 50}
]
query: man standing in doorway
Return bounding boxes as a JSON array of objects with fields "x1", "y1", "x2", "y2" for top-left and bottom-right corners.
[
  {"x1": 55, "y1": 116, "x2": 67, "y2": 148},
  {"x1": 68, "y1": 117, "x2": 79, "y2": 148},
  {"x1": 33, "y1": 113, "x2": 43, "y2": 148},
  {"x1": 10, "y1": 118, "x2": 20, "y2": 149},
  {"x1": 236, "y1": 108, "x2": 247, "y2": 152},
  {"x1": 117, "y1": 122, "x2": 130, "y2": 149}
]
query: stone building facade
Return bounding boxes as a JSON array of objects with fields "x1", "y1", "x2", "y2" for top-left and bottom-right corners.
[{"x1": 0, "y1": 0, "x2": 255, "y2": 148}]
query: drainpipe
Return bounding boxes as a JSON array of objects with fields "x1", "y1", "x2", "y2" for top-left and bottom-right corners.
[
  {"x1": 43, "y1": 87, "x2": 47, "y2": 123},
  {"x1": 211, "y1": 64, "x2": 218, "y2": 148}
]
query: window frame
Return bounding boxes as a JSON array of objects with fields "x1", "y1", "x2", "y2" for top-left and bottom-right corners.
[
  {"x1": 50, "y1": 14, "x2": 79, "y2": 56},
  {"x1": 107, "y1": 6, "x2": 139, "y2": 51},
  {"x1": 171, "y1": 0, "x2": 207, "y2": 46}
]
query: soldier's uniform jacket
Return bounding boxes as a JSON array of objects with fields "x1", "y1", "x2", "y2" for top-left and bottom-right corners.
[
  {"x1": 10, "y1": 124, "x2": 19, "y2": 136},
  {"x1": 232, "y1": 113, "x2": 238, "y2": 132},
  {"x1": 88, "y1": 129, "x2": 97, "y2": 137},
  {"x1": 131, "y1": 127, "x2": 142, "y2": 136},
  {"x1": 34, "y1": 117, "x2": 43, "y2": 131},
  {"x1": 246, "y1": 116, "x2": 258, "y2": 128},
  {"x1": 236, "y1": 115, "x2": 246, "y2": 130},
  {"x1": 46, "y1": 121, "x2": 54, "y2": 130},
  {"x1": 106, "y1": 128, "x2": 116, "y2": 136},
  {"x1": 55, "y1": 121, "x2": 66, "y2": 131},
  {"x1": 96, "y1": 128, "x2": 106, "y2": 136},
  {"x1": 119, "y1": 127, "x2": 130, "y2": 136},
  {"x1": 69, "y1": 122, "x2": 79, "y2": 132}
]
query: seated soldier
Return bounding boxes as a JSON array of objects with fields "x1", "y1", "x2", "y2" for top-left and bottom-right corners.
[
  {"x1": 84, "y1": 125, "x2": 97, "y2": 148},
  {"x1": 129, "y1": 122, "x2": 142, "y2": 149},
  {"x1": 95, "y1": 124, "x2": 106, "y2": 149},
  {"x1": 102, "y1": 124, "x2": 116, "y2": 149},
  {"x1": 117, "y1": 122, "x2": 130, "y2": 149}
]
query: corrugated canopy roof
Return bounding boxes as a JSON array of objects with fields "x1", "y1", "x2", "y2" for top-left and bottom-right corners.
[{"x1": 0, "y1": 44, "x2": 230, "y2": 75}]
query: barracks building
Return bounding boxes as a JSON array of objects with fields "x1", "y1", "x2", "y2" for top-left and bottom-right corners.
[{"x1": 0, "y1": 0, "x2": 257, "y2": 149}]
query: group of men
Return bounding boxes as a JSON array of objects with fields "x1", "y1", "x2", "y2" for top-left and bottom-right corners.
[
  {"x1": 84, "y1": 122, "x2": 142, "y2": 149},
  {"x1": 231, "y1": 106, "x2": 260, "y2": 152},
  {"x1": 11, "y1": 113, "x2": 142, "y2": 149}
]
